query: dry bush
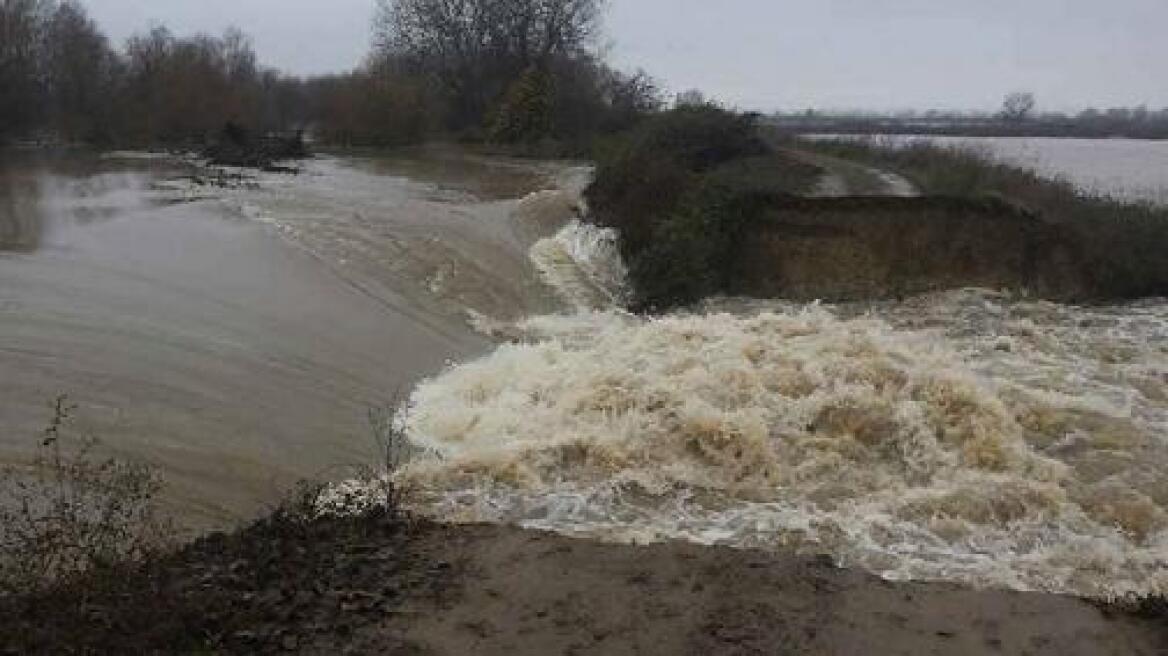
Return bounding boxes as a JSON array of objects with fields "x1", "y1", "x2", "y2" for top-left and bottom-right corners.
[
  {"x1": 0, "y1": 396, "x2": 175, "y2": 595},
  {"x1": 309, "y1": 400, "x2": 423, "y2": 519},
  {"x1": 366, "y1": 404, "x2": 414, "y2": 511}
]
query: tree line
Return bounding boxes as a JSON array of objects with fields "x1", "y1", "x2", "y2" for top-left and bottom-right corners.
[
  {"x1": 771, "y1": 93, "x2": 1168, "y2": 140},
  {"x1": 1, "y1": 1, "x2": 305, "y2": 146},
  {"x1": 1, "y1": 0, "x2": 661, "y2": 151}
]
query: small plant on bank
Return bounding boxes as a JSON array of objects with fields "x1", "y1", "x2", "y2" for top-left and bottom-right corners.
[
  {"x1": 0, "y1": 396, "x2": 175, "y2": 596},
  {"x1": 365, "y1": 403, "x2": 414, "y2": 513},
  {"x1": 310, "y1": 400, "x2": 421, "y2": 518}
]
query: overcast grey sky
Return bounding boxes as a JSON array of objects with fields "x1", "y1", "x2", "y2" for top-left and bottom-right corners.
[{"x1": 85, "y1": 0, "x2": 1168, "y2": 113}]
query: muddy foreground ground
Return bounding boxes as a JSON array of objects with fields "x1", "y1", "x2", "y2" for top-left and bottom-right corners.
[{"x1": 2, "y1": 511, "x2": 1163, "y2": 655}]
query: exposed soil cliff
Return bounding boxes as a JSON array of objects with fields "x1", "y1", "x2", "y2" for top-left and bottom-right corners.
[{"x1": 731, "y1": 196, "x2": 1086, "y2": 301}]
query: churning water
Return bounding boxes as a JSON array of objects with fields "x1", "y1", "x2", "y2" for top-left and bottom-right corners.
[
  {"x1": 383, "y1": 174, "x2": 1168, "y2": 599},
  {"x1": 3, "y1": 149, "x2": 1165, "y2": 597},
  {"x1": 390, "y1": 289, "x2": 1168, "y2": 599}
]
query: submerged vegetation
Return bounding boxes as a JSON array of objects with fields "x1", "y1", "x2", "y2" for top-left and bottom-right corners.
[{"x1": 770, "y1": 103, "x2": 1168, "y2": 140}]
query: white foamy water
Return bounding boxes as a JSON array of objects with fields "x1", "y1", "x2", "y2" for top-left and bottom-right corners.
[
  {"x1": 528, "y1": 220, "x2": 629, "y2": 310},
  {"x1": 286, "y1": 155, "x2": 1168, "y2": 599},
  {"x1": 151, "y1": 149, "x2": 1166, "y2": 599},
  {"x1": 383, "y1": 287, "x2": 1168, "y2": 600},
  {"x1": 14, "y1": 150, "x2": 1161, "y2": 598}
]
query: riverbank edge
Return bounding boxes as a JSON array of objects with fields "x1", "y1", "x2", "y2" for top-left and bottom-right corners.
[
  {"x1": 584, "y1": 111, "x2": 1168, "y2": 311},
  {"x1": 2, "y1": 508, "x2": 1164, "y2": 655}
]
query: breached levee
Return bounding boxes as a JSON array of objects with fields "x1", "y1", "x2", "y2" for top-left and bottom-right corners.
[{"x1": 315, "y1": 162, "x2": 1168, "y2": 601}]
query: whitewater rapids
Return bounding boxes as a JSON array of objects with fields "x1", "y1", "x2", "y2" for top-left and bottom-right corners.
[{"x1": 303, "y1": 161, "x2": 1168, "y2": 601}]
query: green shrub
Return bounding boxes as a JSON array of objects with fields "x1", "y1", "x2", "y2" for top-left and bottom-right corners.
[
  {"x1": 586, "y1": 106, "x2": 821, "y2": 309},
  {"x1": 629, "y1": 183, "x2": 790, "y2": 308},
  {"x1": 586, "y1": 107, "x2": 768, "y2": 227},
  {"x1": 490, "y1": 68, "x2": 556, "y2": 144}
]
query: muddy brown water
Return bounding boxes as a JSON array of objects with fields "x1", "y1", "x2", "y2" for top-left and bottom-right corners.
[
  {"x1": 3, "y1": 148, "x2": 1167, "y2": 601},
  {"x1": 0, "y1": 149, "x2": 583, "y2": 527}
]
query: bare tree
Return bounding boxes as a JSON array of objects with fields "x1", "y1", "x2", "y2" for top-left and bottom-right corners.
[
  {"x1": 0, "y1": 0, "x2": 645, "y2": 149},
  {"x1": 117, "y1": 25, "x2": 284, "y2": 144},
  {"x1": 373, "y1": 0, "x2": 604, "y2": 126},
  {"x1": 221, "y1": 27, "x2": 258, "y2": 83},
  {"x1": 675, "y1": 89, "x2": 706, "y2": 108},
  {"x1": 43, "y1": 1, "x2": 116, "y2": 141},
  {"x1": 1000, "y1": 91, "x2": 1036, "y2": 122},
  {"x1": 376, "y1": 0, "x2": 602, "y2": 66},
  {"x1": 0, "y1": 0, "x2": 52, "y2": 139}
]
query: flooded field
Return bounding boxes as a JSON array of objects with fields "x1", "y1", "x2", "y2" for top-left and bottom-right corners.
[{"x1": 817, "y1": 135, "x2": 1168, "y2": 205}]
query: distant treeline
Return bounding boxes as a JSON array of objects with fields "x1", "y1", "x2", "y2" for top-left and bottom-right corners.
[
  {"x1": 0, "y1": 1, "x2": 305, "y2": 147},
  {"x1": 0, "y1": 0, "x2": 661, "y2": 151},
  {"x1": 770, "y1": 107, "x2": 1168, "y2": 140}
]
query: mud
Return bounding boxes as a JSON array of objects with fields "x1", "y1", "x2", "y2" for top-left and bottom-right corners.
[{"x1": 3, "y1": 517, "x2": 1162, "y2": 655}]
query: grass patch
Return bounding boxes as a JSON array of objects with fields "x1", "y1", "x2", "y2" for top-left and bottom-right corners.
[
  {"x1": 585, "y1": 106, "x2": 822, "y2": 310},
  {"x1": 795, "y1": 137, "x2": 1168, "y2": 299}
]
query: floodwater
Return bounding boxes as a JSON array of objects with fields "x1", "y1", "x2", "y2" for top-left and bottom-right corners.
[
  {"x1": 3, "y1": 147, "x2": 1166, "y2": 600},
  {"x1": 823, "y1": 135, "x2": 1168, "y2": 205},
  {"x1": 0, "y1": 149, "x2": 584, "y2": 525},
  {"x1": 385, "y1": 292, "x2": 1168, "y2": 599}
]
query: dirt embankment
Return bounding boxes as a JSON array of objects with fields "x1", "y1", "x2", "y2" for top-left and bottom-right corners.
[
  {"x1": 732, "y1": 196, "x2": 1085, "y2": 301},
  {"x1": 3, "y1": 514, "x2": 1163, "y2": 655},
  {"x1": 777, "y1": 146, "x2": 918, "y2": 197}
]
